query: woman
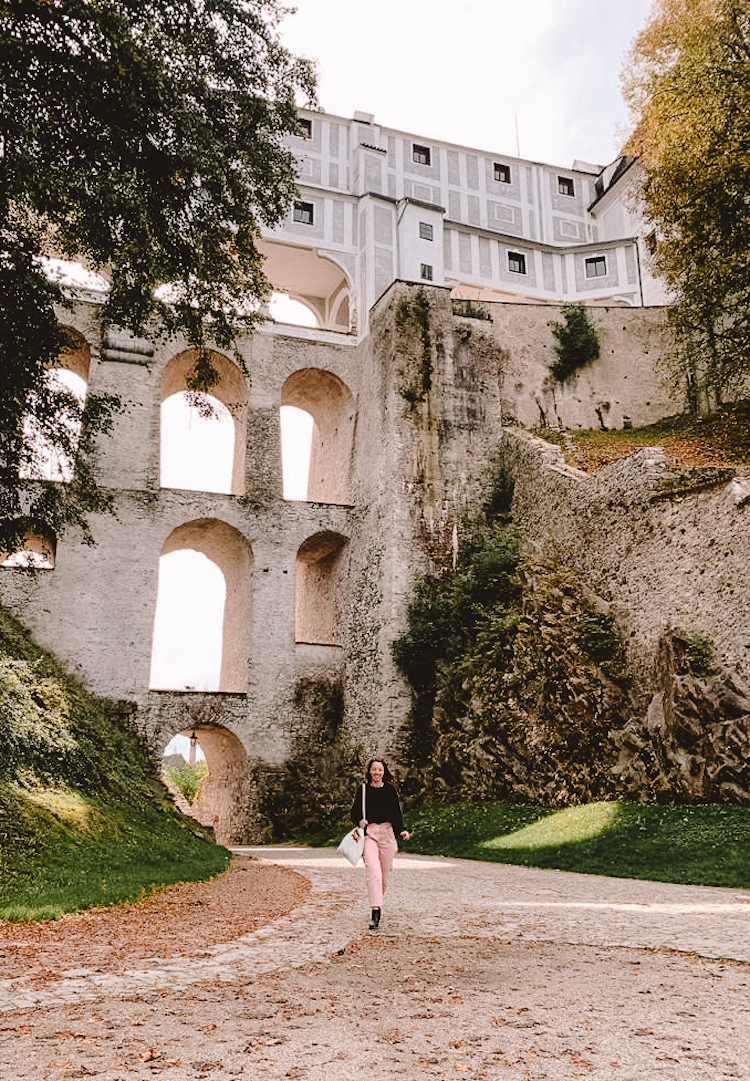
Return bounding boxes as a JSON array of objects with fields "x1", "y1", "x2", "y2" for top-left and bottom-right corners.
[{"x1": 350, "y1": 758, "x2": 410, "y2": 930}]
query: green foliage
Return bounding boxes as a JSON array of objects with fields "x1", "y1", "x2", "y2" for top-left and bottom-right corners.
[
  {"x1": 163, "y1": 760, "x2": 208, "y2": 804},
  {"x1": 392, "y1": 526, "x2": 522, "y2": 784},
  {"x1": 0, "y1": 0, "x2": 316, "y2": 543},
  {"x1": 684, "y1": 629, "x2": 714, "y2": 676},
  {"x1": 0, "y1": 603, "x2": 228, "y2": 920},
  {"x1": 482, "y1": 465, "x2": 515, "y2": 521},
  {"x1": 579, "y1": 607, "x2": 627, "y2": 675},
  {"x1": 623, "y1": 0, "x2": 750, "y2": 408},
  {"x1": 0, "y1": 608, "x2": 158, "y2": 801},
  {"x1": 393, "y1": 541, "x2": 630, "y2": 805},
  {"x1": 0, "y1": 783, "x2": 228, "y2": 921},
  {"x1": 549, "y1": 303, "x2": 601, "y2": 384}
]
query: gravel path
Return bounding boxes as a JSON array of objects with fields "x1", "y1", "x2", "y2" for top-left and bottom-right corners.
[{"x1": 2, "y1": 847, "x2": 750, "y2": 1079}]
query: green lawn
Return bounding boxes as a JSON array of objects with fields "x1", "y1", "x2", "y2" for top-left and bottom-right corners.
[
  {"x1": 307, "y1": 800, "x2": 750, "y2": 890},
  {"x1": 0, "y1": 782, "x2": 230, "y2": 922}
]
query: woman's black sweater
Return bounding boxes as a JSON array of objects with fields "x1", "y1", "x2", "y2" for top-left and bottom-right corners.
[{"x1": 350, "y1": 783, "x2": 406, "y2": 836}]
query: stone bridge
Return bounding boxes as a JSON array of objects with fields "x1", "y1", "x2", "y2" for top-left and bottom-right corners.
[{"x1": 0, "y1": 284, "x2": 674, "y2": 840}]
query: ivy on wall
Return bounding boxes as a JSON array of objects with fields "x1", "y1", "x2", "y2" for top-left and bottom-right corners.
[{"x1": 396, "y1": 289, "x2": 433, "y2": 407}]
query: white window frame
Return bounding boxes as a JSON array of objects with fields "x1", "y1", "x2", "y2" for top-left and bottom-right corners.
[
  {"x1": 585, "y1": 255, "x2": 608, "y2": 278},
  {"x1": 293, "y1": 200, "x2": 314, "y2": 225},
  {"x1": 508, "y1": 251, "x2": 527, "y2": 275}
]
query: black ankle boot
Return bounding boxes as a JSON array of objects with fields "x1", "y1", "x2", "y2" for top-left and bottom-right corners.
[{"x1": 368, "y1": 907, "x2": 381, "y2": 930}]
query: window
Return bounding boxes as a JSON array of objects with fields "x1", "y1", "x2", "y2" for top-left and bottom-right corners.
[
  {"x1": 585, "y1": 255, "x2": 608, "y2": 278},
  {"x1": 413, "y1": 143, "x2": 431, "y2": 166},
  {"x1": 297, "y1": 117, "x2": 312, "y2": 139},
  {"x1": 419, "y1": 222, "x2": 434, "y2": 241},
  {"x1": 508, "y1": 251, "x2": 526, "y2": 275},
  {"x1": 494, "y1": 162, "x2": 511, "y2": 184},
  {"x1": 293, "y1": 200, "x2": 314, "y2": 225},
  {"x1": 558, "y1": 176, "x2": 575, "y2": 197},
  {"x1": 645, "y1": 230, "x2": 657, "y2": 255},
  {"x1": 420, "y1": 264, "x2": 433, "y2": 281}
]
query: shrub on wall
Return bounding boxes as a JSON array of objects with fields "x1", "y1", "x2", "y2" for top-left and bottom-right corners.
[
  {"x1": 549, "y1": 302, "x2": 601, "y2": 384},
  {"x1": 393, "y1": 535, "x2": 631, "y2": 806}
]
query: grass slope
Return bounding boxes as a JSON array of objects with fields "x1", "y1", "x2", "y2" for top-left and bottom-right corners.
[{"x1": 0, "y1": 604, "x2": 230, "y2": 921}]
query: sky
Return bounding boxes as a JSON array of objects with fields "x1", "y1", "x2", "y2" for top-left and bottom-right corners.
[{"x1": 278, "y1": 0, "x2": 654, "y2": 169}]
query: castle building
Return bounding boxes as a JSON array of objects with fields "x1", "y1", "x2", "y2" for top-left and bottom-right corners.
[
  {"x1": 1, "y1": 110, "x2": 676, "y2": 842},
  {"x1": 259, "y1": 109, "x2": 664, "y2": 337}
]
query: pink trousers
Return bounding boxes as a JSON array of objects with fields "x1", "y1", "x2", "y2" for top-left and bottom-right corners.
[{"x1": 363, "y1": 822, "x2": 398, "y2": 907}]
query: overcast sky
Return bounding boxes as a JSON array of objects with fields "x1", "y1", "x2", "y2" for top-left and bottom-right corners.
[{"x1": 279, "y1": 0, "x2": 654, "y2": 169}]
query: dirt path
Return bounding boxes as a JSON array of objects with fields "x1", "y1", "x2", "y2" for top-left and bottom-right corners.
[{"x1": 2, "y1": 847, "x2": 750, "y2": 1080}]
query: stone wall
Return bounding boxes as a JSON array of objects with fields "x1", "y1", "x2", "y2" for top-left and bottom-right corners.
[
  {"x1": 499, "y1": 429, "x2": 750, "y2": 701},
  {"x1": 0, "y1": 283, "x2": 688, "y2": 838}
]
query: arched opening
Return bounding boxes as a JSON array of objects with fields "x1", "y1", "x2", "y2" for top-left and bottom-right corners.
[
  {"x1": 161, "y1": 731, "x2": 207, "y2": 810},
  {"x1": 295, "y1": 531, "x2": 349, "y2": 645},
  {"x1": 281, "y1": 369, "x2": 355, "y2": 504},
  {"x1": 269, "y1": 292, "x2": 319, "y2": 328},
  {"x1": 160, "y1": 724, "x2": 252, "y2": 845},
  {"x1": 160, "y1": 350, "x2": 247, "y2": 495},
  {"x1": 280, "y1": 405, "x2": 313, "y2": 499},
  {"x1": 0, "y1": 520, "x2": 56, "y2": 569},
  {"x1": 149, "y1": 519, "x2": 252, "y2": 692},
  {"x1": 19, "y1": 329, "x2": 91, "y2": 483},
  {"x1": 258, "y1": 240, "x2": 353, "y2": 332}
]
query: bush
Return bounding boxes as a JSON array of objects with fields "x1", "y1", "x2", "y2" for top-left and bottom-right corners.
[
  {"x1": 549, "y1": 303, "x2": 600, "y2": 384},
  {"x1": 685, "y1": 629, "x2": 714, "y2": 675},
  {"x1": 163, "y1": 761, "x2": 208, "y2": 804}
]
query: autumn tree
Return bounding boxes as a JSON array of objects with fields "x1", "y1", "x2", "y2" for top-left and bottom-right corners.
[
  {"x1": 0, "y1": 0, "x2": 315, "y2": 550},
  {"x1": 623, "y1": 0, "x2": 750, "y2": 410}
]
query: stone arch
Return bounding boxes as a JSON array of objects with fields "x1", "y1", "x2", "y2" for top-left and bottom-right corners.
[
  {"x1": 258, "y1": 240, "x2": 353, "y2": 332},
  {"x1": 162, "y1": 723, "x2": 255, "y2": 845},
  {"x1": 281, "y1": 369, "x2": 355, "y2": 504},
  {"x1": 295, "y1": 530, "x2": 349, "y2": 645},
  {"x1": 20, "y1": 326, "x2": 91, "y2": 483},
  {"x1": 0, "y1": 519, "x2": 56, "y2": 569},
  {"x1": 270, "y1": 292, "x2": 321, "y2": 328},
  {"x1": 149, "y1": 519, "x2": 252, "y2": 692},
  {"x1": 57, "y1": 326, "x2": 92, "y2": 381},
  {"x1": 160, "y1": 349, "x2": 247, "y2": 495}
]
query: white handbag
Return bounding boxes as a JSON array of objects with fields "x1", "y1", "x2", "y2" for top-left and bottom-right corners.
[{"x1": 337, "y1": 783, "x2": 366, "y2": 866}]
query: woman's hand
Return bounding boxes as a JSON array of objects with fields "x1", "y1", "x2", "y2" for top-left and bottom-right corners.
[
  {"x1": 400, "y1": 830, "x2": 411, "y2": 840},
  {"x1": 359, "y1": 818, "x2": 368, "y2": 829}
]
